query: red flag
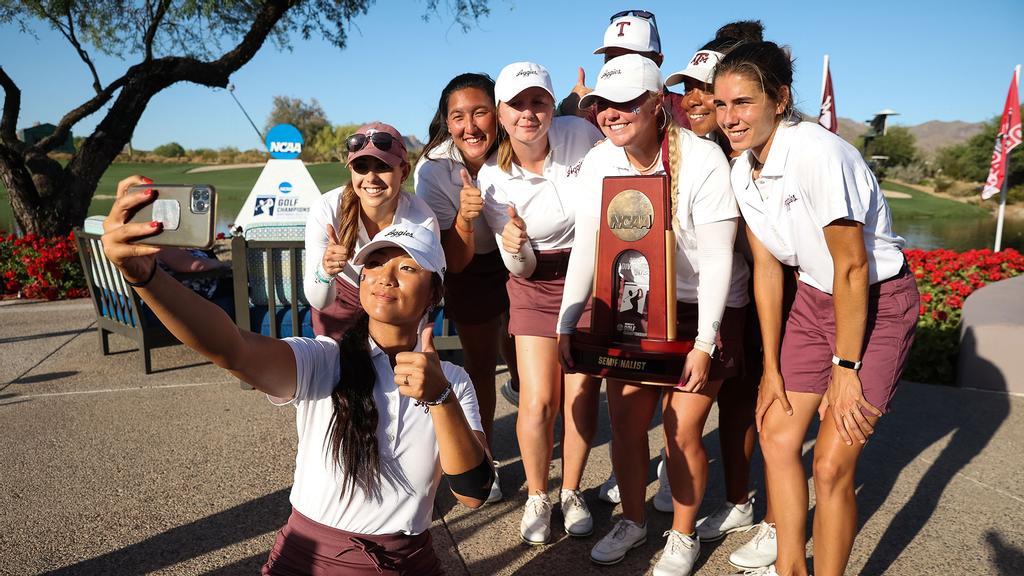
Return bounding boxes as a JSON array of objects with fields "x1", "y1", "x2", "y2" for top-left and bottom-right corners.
[
  {"x1": 818, "y1": 59, "x2": 837, "y2": 133},
  {"x1": 982, "y1": 70, "x2": 1022, "y2": 200}
]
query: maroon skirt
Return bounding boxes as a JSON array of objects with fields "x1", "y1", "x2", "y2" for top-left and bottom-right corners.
[
  {"x1": 507, "y1": 249, "x2": 590, "y2": 338},
  {"x1": 262, "y1": 508, "x2": 443, "y2": 576},
  {"x1": 674, "y1": 302, "x2": 747, "y2": 382},
  {"x1": 444, "y1": 249, "x2": 509, "y2": 325},
  {"x1": 312, "y1": 279, "x2": 362, "y2": 341}
]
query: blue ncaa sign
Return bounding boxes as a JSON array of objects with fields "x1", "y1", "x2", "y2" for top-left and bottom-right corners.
[
  {"x1": 266, "y1": 124, "x2": 304, "y2": 160},
  {"x1": 278, "y1": 181, "x2": 293, "y2": 194}
]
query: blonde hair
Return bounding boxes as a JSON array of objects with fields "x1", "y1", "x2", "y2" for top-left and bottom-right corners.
[
  {"x1": 337, "y1": 182, "x2": 360, "y2": 254},
  {"x1": 663, "y1": 108, "x2": 682, "y2": 235},
  {"x1": 497, "y1": 123, "x2": 515, "y2": 174}
]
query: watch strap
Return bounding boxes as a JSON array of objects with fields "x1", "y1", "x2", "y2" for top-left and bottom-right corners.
[{"x1": 831, "y1": 354, "x2": 862, "y2": 370}]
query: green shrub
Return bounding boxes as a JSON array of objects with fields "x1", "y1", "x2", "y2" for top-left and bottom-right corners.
[{"x1": 153, "y1": 142, "x2": 186, "y2": 158}]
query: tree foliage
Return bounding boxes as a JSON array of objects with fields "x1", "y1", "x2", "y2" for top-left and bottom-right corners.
[
  {"x1": 266, "y1": 96, "x2": 329, "y2": 160},
  {"x1": 152, "y1": 141, "x2": 186, "y2": 158},
  {"x1": 934, "y1": 106, "x2": 1024, "y2": 188},
  {"x1": 861, "y1": 126, "x2": 919, "y2": 167},
  {"x1": 0, "y1": 0, "x2": 490, "y2": 236}
]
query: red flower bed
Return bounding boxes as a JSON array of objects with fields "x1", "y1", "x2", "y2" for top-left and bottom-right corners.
[
  {"x1": 0, "y1": 231, "x2": 87, "y2": 301},
  {"x1": 904, "y1": 248, "x2": 1024, "y2": 383}
]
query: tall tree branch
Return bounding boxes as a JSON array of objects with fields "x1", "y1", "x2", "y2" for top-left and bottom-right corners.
[
  {"x1": 33, "y1": 76, "x2": 126, "y2": 154},
  {"x1": 143, "y1": 0, "x2": 172, "y2": 62},
  {"x1": 0, "y1": 66, "x2": 22, "y2": 147},
  {"x1": 37, "y1": 4, "x2": 104, "y2": 94}
]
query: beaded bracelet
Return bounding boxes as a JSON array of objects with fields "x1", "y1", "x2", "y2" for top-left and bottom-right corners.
[
  {"x1": 414, "y1": 383, "x2": 453, "y2": 413},
  {"x1": 314, "y1": 262, "x2": 334, "y2": 285}
]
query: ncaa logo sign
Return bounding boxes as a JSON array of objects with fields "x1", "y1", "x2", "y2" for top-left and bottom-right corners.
[
  {"x1": 278, "y1": 181, "x2": 293, "y2": 194},
  {"x1": 266, "y1": 124, "x2": 304, "y2": 160}
]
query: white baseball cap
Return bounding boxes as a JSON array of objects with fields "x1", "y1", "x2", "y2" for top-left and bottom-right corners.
[
  {"x1": 579, "y1": 54, "x2": 663, "y2": 109},
  {"x1": 665, "y1": 50, "x2": 725, "y2": 87},
  {"x1": 494, "y1": 62, "x2": 554, "y2": 104},
  {"x1": 353, "y1": 223, "x2": 447, "y2": 280},
  {"x1": 594, "y1": 15, "x2": 661, "y2": 55}
]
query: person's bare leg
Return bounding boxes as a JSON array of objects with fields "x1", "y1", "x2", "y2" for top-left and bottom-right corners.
[
  {"x1": 455, "y1": 317, "x2": 501, "y2": 445},
  {"x1": 758, "y1": 391, "x2": 820, "y2": 576},
  {"x1": 560, "y1": 372, "x2": 600, "y2": 490},
  {"x1": 515, "y1": 335, "x2": 562, "y2": 494},
  {"x1": 606, "y1": 379, "x2": 661, "y2": 524},
  {"x1": 810, "y1": 408, "x2": 877, "y2": 576},
  {"x1": 717, "y1": 372, "x2": 758, "y2": 505},
  {"x1": 662, "y1": 380, "x2": 722, "y2": 533}
]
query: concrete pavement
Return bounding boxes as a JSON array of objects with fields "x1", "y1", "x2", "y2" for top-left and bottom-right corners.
[{"x1": 1, "y1": 298, "x2": 1022, "y2": 575}]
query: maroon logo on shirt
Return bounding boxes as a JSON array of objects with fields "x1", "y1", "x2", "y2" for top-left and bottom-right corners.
[
  {"x1": 784, "y1": 195, "x2": 798, "y2": 211},
  {"x1": 690, "y1": 52, "x2": 710, "y2": 66},
  {"x1": 566, "y1": 160, "x2": 583, "y2": 177},
  {"x1": 615, "y1": 21, "x2": 631, "y2": 36}
]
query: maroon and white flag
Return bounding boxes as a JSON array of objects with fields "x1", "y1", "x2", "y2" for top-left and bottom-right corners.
[
  {"x1": 818, "y1": 55, "x2": 837, "y2": 133},
  {"x1": 982, "y1": 69, "x2": 1022, "y2": 200}
]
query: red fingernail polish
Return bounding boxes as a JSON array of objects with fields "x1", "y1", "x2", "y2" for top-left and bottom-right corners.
[
  {"x1": 141, "y1": 177, "x2": 153, "y2": 184},
  {"x1": 144, "y1": 189, "x2": 153, "y2": 196},
  {"x1": 150, "y1": 221, "x2": 161, "y2": 228}
]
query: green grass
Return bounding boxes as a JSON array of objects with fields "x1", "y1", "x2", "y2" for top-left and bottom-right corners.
[
  {"x1": 0, "y1": 161, "x2": 374, "y2": 233},
  {"x1": 881, "y1": 180, "x2": 988, "y2": 220}
]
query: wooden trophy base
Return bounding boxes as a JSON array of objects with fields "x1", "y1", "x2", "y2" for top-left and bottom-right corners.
[{"x1": 571, "y1": 330, "x2": 695, "y2": 386}]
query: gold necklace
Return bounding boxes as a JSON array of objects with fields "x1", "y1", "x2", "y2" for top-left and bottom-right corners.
[{"x1": 625, "y1": 148, "x2": 661, "y2": 174}]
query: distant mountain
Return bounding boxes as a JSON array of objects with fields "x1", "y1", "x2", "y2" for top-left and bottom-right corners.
[
  {"x1": 403, "y1": 134, "x2": 424, "y2": 153},
  {"x1": 832, "y1": 117, "x2": 985, "y2": 158}
]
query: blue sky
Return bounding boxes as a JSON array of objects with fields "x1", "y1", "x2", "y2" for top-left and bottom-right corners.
[{"x1": 2, "y1": 0, "x2": 1022, "y2": 151}]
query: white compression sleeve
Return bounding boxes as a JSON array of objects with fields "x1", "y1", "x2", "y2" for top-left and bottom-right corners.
[
  {"x1": 694, "y1": 218, "x2": 739, "y2": 345},
  {"x1": 556, "y1": 211, "x2": 599, "y2": 334}
]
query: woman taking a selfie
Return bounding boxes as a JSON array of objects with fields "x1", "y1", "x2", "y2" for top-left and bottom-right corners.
[
  {"x1": 477, "y1": 61, "x2": 603, "y2": 545},
  {"x1": 557, "y1": 54, "x2": 749, "y2": 575},
  {"x1": 713, "y1": 41, "x2": 918, "y2": 576},
  {"x1": 415, "y1": 73, "x2": 519, "y2": 503},
  {"x1": 305, "y1": 122, "x2": 439, "y2": 340},
  {"x1": 103, "y1": 176, "x2": 491, "y2": 575}
]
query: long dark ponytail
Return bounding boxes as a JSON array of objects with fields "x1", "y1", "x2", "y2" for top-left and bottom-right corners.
[{"x1": 326, "y1": 313, "x2": 380, "y2": 497}]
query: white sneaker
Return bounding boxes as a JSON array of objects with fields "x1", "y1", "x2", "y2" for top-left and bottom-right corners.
[
  {"x1": 728, "y1": 521, "x2": 777, "y2": 569},
  {"x1": 560, "y1": 488, "x2": 594, "y2": 537},
  {"x1": 696, "y1": 500, "x2": 755, "y2": 542},
  {"x1": 653, "y1": 530, "x2": 701, "y2": 576},
  {"x1": 598, "y1": 473, "x2": 621, "y2": 504},
  {"x1": 653, "y1": 448, "x2": 673, "y2": 512},
  {"x1": 727, "y1": 566, "x2": 778, "y2": 575},
  {"x1": 520, "y1": 492, "x2": 552, "y2": 545},
  {"x1": 590, "y1": 518, "x2": 647, "y2": 565},
  {"x1": 486, "y1": 462, "x2": 502, "y2": 504}
]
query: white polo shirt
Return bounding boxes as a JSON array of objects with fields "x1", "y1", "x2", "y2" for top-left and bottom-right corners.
[
  {"x1": 414, "y1": 139, "x2": 498, "y2": 254},
  {"x1": 478, "y1": 116, "x2": 603, "y2": 252},
  {"x1": 731, "y1": 121, "x2": 906, "y2": 294},
  {"x1": 275, "y1": 335, "x2": 482, "y2": 535},
  {"x1": 558, "y1": 127, "x2": 749, "y2": 338},
  {"x1": 304, "y1": 189, "x2": 440, "y2": 310}
]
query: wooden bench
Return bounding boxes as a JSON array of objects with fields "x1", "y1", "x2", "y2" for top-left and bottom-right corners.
[{"x1": 74, "y1": 228, "x2": 230, "y2": 374}]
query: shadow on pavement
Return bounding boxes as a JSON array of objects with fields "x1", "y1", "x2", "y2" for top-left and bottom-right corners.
[
  {"x1": 856, "y1": 330, "x2": 1011, "y2": 575},
  {"x1": 43, "y1": 489, "x2": 291, "y2": 576}
]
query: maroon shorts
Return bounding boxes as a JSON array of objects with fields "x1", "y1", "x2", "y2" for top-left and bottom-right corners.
[
  {"x1": 779, "y1": 267, "x2": 919, "y2": 414},
  {"x1": 263, "y1": 508, "x2": 443, "y2": 576},
  {"x1": 675, "y1": 302, "x2": 747, "y2": 382},
  {"x1": 312, "y1": 279, "x2": 362, "y2": 341},
  {"x1": 443, "y1": 249, "x2": 509, "y2": 325},
  {"x1": 507, "y1": 249, "x2": 590, "y2": 338}
]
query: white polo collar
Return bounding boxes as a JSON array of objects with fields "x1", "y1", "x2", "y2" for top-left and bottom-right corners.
[{"x1": 758, "y1": 120, "x2": 797, "y2": 179}]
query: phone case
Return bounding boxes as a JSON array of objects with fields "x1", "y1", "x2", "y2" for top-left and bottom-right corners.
[{"x1": 126, "y1": 184, "x2": 217, "y2": 249}]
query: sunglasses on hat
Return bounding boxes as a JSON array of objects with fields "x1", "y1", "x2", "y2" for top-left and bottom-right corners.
[
  {"x1": 346, "y1": 130, "x2": 399, "y2": 154},
  {"x1": 610, "y1": 9, "x2": 657, "y2": 26}
]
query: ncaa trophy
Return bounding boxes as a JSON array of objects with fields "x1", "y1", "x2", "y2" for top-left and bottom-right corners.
[{"x1": 570, "y1": 175, "x2": 693, "y2": 385}]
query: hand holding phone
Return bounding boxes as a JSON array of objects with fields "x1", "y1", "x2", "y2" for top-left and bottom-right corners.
[{"x1": 125, "y1": 184, "x2": 217, "y2": 249}]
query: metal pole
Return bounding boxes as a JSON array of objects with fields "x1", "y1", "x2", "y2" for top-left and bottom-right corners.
[{"x1": 227, "y1": 84, "x2": 265, "y2": 146}]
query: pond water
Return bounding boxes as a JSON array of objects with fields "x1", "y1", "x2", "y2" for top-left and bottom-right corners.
[{"x1": 895, "y1": 215, "x2": 1024, "y2": 252}]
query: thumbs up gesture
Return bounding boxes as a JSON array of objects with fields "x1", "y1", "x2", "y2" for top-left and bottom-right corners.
[
  {"x1": 456, "y1": 168, "x2": 483, "y2": 226},
  {"x1": 321, "y1": 224, "x2": 350, "y2": 277},
  {"x1": 394, "y1": 323, "x2": 449, "y2": 403},
  {"x1": 501, "y1": 205, "x2": 528, "y2": 255},
  {"x1": 571, "y1": 66, "x2": 593, "y2": 98}
]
